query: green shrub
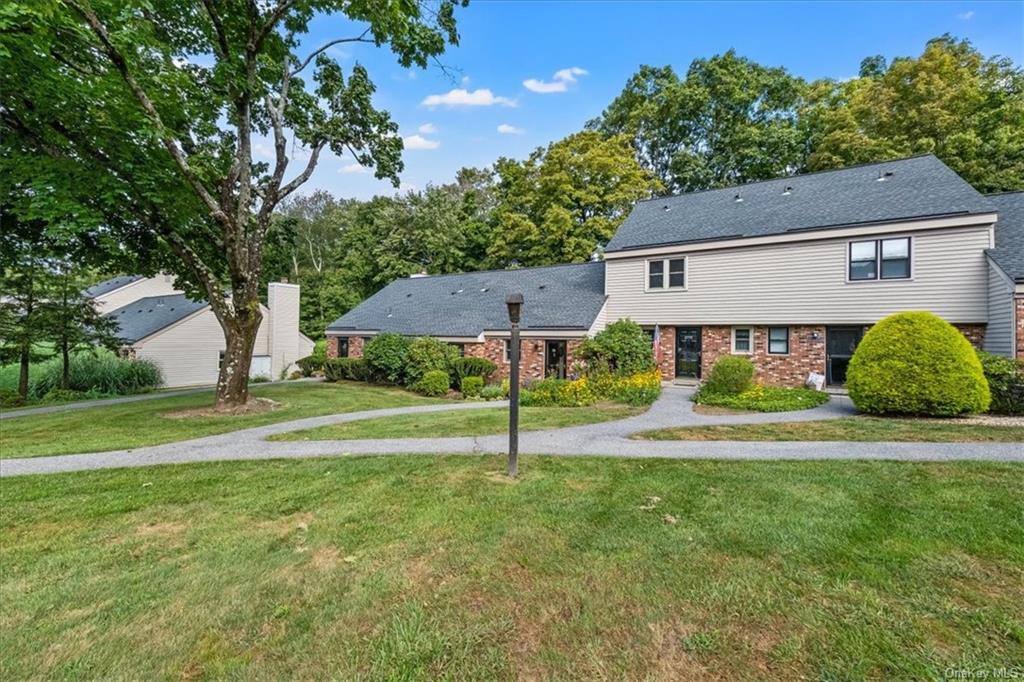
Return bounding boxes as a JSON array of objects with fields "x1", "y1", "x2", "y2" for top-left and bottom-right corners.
[
  {"x1": 701, "y1": 356, "x2": 754, "y2": 396},
  {"x1": 480, "y1": 384, "x2": 504, "y2": 401},
  {"x1": 577, "y1": 319, "x2": 655, "y2": 376},
  {"x1": 415, "y1": 369, "x2": 450, "y2": 397},
  {"x1": 847, "y1": 312, "x2": 990, "y2": 416},
  {"x1": 363, "y1": 333, "x2": 411, "y2": 384},
  {"x1": 608, "y1": 370, "x2": 663, "y2": 406},
  {"x1": 522, "y1": 377, "x2": 596, "y2": 407},
  {"x1": 30, "y1": 351, "x2": 162, "y2": 399},
  {"x1": 0, "y1": 388, "x2": 26, "y2": 408},
  {"x1": 449, "y1": 356, "x2": 497, "y2": 385},
  {"x1": 406, "y1": 337, "x2": 459, "y2": 385},
  {"x1": 696, "y1": 385, "x2": 829, "y2": 412},
  {"x1": 249, "y1": 375, "x2": 271, "y2": 384},
  {"x1": 311, "y1": 338, "x2": 327, "y2": 363},
  {"x1": 324, "y1": 358, "x2": 371, "y2": 382},
  {"x1": 295, "y1": 355, "x2": 322, "y2": 377},
  {"x1": 460, "y1": 376, "x2": 484, "y2": 397},
  {"x1": 977, "y1": 351, "x2": 1024, "y2": 415},
  {"x1": 42, "y1": 388, "x2": 88, "y2": 403}
]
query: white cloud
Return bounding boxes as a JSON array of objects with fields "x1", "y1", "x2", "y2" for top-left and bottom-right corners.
[
  {"x1": 417, "y1": 123, "x2": 438, "y2": 134},
  {"x1": 402, "y1": 134, "x2": 440, "y2": 150},
  {"x1": 523, "y1": 66, "x2": 588, "y2": 94},
  {"x1": 957, "y1": 10, "x2": 975, "y2": 20},
  {"x1": 339, "y1": 163, "x2": 370, "y2": 174},
  {"x1": 497, "y1": 123, "x2": 524, "y2": 135},
  {"x1": 421, "y1": 88, "x2": 516, "y2": 108}
]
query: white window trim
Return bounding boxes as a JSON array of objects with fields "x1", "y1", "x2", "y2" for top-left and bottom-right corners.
[
  {"x1": 731, "y1": 326, "x2": 754, "y2": 355},
  {"x1": 645, "y1": 256, "x2": 687, "y2": 292},
  {"x1": 846, "y1": 235, "x2": 914, "y2": 284},
  {"x1": 502, "y1": 339, "x2": 511, "y2": 364},
  {"x1": 767, "y1": 326, "x2": 790, "y2": 355}
]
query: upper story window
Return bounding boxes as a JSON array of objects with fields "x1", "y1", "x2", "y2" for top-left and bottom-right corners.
[
  {"x1": 647, "y1": 257, "x2": 686, "y2": 290},
  {"x1": 849, "y1": 237, "x2": 911, "y2": 281}
]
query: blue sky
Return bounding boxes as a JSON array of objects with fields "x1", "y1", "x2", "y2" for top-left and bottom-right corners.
[{"x1": 285, "y1": 1, "x2": 1024, "y2": 200}]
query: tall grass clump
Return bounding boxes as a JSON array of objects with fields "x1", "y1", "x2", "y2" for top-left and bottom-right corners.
[{"x1": 21, "y1": 351, "x2": 163, "y2": 399}]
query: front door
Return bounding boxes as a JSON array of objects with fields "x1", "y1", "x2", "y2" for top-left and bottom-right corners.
[
  {"x1": 675, "y1": 327, "x2": 702, "y2": 378},
  {"x1": 826, "y1": 326, "x2": 864, "y2": 385},
  {"x1": 545, "y1": 340, "x2": 567, "y2": 379}
]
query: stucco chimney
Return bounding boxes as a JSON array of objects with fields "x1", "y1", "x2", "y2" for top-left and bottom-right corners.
[{"x1": 268, "y1": 282, "x2": 301, "y2": 380}]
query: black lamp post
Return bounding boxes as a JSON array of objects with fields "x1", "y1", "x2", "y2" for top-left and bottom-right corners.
[{"x1": 505, "y1": 293, "x2": 523, "y2": 478}]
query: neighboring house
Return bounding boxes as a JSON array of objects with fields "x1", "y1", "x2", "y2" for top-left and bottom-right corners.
[
  {"x1": 89, "y1": 275, "x2": 314, "y2": 387},
  {"x1": 326, "y1": 155, "x2": 1023, "y2": 387}
]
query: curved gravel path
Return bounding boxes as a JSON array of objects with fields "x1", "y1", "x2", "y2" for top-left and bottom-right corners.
[{"x1": 2, "y1": 387, "x2": 1021, "y2": 477}]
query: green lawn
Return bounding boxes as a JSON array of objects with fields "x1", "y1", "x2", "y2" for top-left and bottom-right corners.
[
  {"x1": 1, "y1": 457, "x2": 1021, "y2": 679},
  {"x1": 271, "y1": 403, "x2": 642, "y2": 441},
  {"x1": 0, "y1": 382, "x2": 443, "y2": 459},
  {"x1": 638, "y1": 417, "x2": 1024, "y2": 442}
]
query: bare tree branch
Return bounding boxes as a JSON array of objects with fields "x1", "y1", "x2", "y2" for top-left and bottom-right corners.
[
  {"x1": 277, "y1": 141, "x2": 325, "y2": 200},
  {"x1": 290, "y1": 29, "x2": 373, "y2": 76}
]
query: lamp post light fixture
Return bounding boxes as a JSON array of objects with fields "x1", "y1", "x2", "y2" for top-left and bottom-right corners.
[{"x1": 505, "y1": 293, "x2": 523, "y2": 479}]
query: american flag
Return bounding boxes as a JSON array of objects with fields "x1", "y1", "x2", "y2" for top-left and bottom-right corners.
[{"x1": 652, "y1": 325, "x2": 661, "y2": 364}]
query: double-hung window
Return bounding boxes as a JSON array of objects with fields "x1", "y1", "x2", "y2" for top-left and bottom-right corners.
[
  {"x1": 503, "y1": 339, "x2": 512, "y2": 363},
  {"x1": 849, "y1": 237, "x2": 910, "y2": 281},
  {"x1": 732, "y1": 327, "x2": 753, "y2": 354},
  {"x1": 767, "y1": 327, "x2": 789, "y2": 355},
  {"x1": 337, "y1": 337, "x2": 350, "y2": 358},
  {"x1": 647, "y1": 257, "x2": 686, "y2": 290}
]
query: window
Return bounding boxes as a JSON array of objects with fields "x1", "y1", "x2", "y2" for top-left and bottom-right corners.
[
  {"x1": 337, "y1": 337, "x2": 349, "y2": 358},
  {"x1": 732, "y1": 327, "x2": 753, "y2": 354},
  {"x1": 646, "y1": 256, "x2": 686, "y2": 290},
  {"x1": 647, "y1": 260, "x2": 664, "y2": 289},
  {"x1": 768, "y1": 327, "x2": 789, "y2": 354},
  {"x1": 503, "y1": 339, "x2": 512, "y2": 363},
  {"x1": 449, "y1": 342, "x2": 465, "y2": 357},
  {"x1": 849, "y1": 237, "x2": 910, "y2": 281}
]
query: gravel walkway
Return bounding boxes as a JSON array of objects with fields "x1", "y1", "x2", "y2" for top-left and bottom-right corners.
[{"x1": 2, "y1": 387, "x2": 1021, "y2": 477}]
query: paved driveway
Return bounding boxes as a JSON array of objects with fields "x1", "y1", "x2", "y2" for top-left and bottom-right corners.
[{"x1": 2, "y1": 387, "x2": 1021, "y2": 477}]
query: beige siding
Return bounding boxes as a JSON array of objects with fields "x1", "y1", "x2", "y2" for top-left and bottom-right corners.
[
  {"x1": 605, "y1": 226, "x2": 991, "y2": 325},
  {"x1": 985, "y1": 261, "x2": 1015, "y2": 357},
  {"x1": 134, "y1": 307, "x2": 271, "y2": 388},
  {"x1": 94, "y1": 274, "x2": 181, "y2": 314},
  {"x1": 268, "y1": 283, "x2": 302, "y2": 378}
]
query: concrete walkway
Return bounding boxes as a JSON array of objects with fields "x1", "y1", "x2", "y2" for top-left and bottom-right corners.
[
  {"x1": 3, "y1": 386, "x2": 1021, "y2": 477},
  {"x1": 0, "y1": 378, "x2": 324, "y2": 420}
]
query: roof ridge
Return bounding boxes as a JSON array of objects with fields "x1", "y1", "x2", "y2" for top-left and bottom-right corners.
[
  {"x1": 634, "y1": 153, "x2": 941, "y2": 205},
  {"x1": 986, "y1": 190, "x2": 1024, "y2": 197},
  {"x1": 390, "y1": 260, "x2": 601, "y2": 282}
]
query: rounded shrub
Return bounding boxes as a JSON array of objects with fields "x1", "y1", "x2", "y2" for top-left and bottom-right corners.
[
  {"x1": 362, "y1": 333, "x2": 411, "y2": 384},
  {"x1": 295, "y1": 355, "x2": 322, "y2": 377},
  {"x1": 577, "y1": 319, "x2": 655, "y2": 376},
  {"x1": 480, "y1": 384, "x2": 504, "y2": 401},
  {"x1": 324, "y1": 358, "x2": 371, "y2": 382},
  {"x1": 847, "y1": 312, "x2": 990, "y2": 416},
  {"x1": 702, "y1": 356, "x2": 754, "y2": 396},
  {"x1": 449, "y1": 357, "x2": 497, "y2": 384},
  {"x1": 415, "y1": 369, "x2": 450, "y2": 397},
  {"x1": 460, "y1": 375, "x2": 484, "y2": 397},
  {"x1": 976, "y1": 351, "x2": 1024, "y2": 415},
  {"x1": 406, "y1": 337, "x2": 459, "y2": 384}
]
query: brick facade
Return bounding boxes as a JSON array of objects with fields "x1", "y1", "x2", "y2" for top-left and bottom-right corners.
[
  {"x1": 326, "y1": 335, "x2": 364, "y2": 359},
  {"x1": 699, "y1": 325, "x2": 829, "y2": 387},
  {"x1": 465, "y1": 337, "x2": 581, "y2": 385},
  {"x1": 952, "y1": 324, "x2": 986, "y2": 351},
  {"x1": 1017, "y1": 298, "x2": 1024, "y2": 360},
  {"x1": 654, "y1": 326, "x2": 675, "y2": 381}
]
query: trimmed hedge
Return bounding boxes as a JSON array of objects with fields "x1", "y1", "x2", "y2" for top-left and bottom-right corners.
[
  {"x1": 977, "y1": 351, "x2": 1024, "y2": 415},
  {"x1": 295, "y1": 355, "x2": 321, "y2": 377},
  {"x1": 847, "y1": 312, "x2": 990, "y2": 416},
  {"x1": 362, "y1": 333, "x2": 411, "y2": 384},
  {"x1": 406, "y1": 337, "x2": 459, "y2": 384},
  {"x1": 460, "y1": 376, "x2": 484, "y2": 397},
  {"x1": 415, "y1": 369, "x2": 450, "y2": 397},
  {"x1": 701, "y1": 356, "x2": 754, "y2": 396},
  {"x1": 324, "y1": 358, "x2": 372, "y2": 382}
]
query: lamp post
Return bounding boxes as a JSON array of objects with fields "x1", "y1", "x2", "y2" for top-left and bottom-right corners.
[{"x1": 505, "y1": 293, "x2": 523, "y2": 478}]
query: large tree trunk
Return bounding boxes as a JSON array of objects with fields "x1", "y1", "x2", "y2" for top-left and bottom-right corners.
[
  {"x1": 18, "y1": 344, "x2": 30, "y2": 399},
  {"x1": 214, "y1": 302, "x2": 263, "y2": 410},
  {"x1": 61, "y1": 337, "x2": 70, "y2": 390}
]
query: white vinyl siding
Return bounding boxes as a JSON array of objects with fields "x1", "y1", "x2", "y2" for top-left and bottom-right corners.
[
  {"x1": 984, "y1": 261, "x2": 1015, "y2": 357},
  {"x1": 605, "y1": 225, "x2": 991, "y2": 325}
]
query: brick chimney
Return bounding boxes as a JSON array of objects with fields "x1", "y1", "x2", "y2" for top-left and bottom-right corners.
[{"x1": 268, "y1": 282, "x2": 301, "y2": 379}]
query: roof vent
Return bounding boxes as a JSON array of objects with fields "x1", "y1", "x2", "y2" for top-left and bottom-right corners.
[
  {"x1": 538, "y1": 284, "x2": 546, "y2": 290},
  {"x1": 876, "y1": 171, "x2": 894, "y2": 182},
  {"x1": 734, "y1": 193, "x2": 743, "y2": 203},
  {"x1": 406, "y1": 293, "x2": 412, "y2": 298},
  {"x1": 480, "y1": 287, "x2": 488, "y2": 292},
  {"x1": 782, "y1": 186, "x2": 793, "y2": 196},
  {"x1": 662, "y1": 205, "x2": 671, "y2": 211}
]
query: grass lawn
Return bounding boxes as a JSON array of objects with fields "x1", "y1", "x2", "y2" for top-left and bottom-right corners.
[
  {"x1": 695, "y1": 386, "x2": 830, "y2": 412},
  {"x1": 0, "y1": 382, "x2": 443, "y2": 459},
  {"x1": 271, "y1": 403, "x2": 642, "y2": 441},
  {"x1": 638, "y1": 417, "x2": 1024, "y2": 442},
  {"x1": 1, "y1": 457, "x2": 1021, "y2": 679}
]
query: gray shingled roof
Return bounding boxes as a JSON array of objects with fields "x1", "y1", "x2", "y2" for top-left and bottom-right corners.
[
  {"x1": 987, "y1": 191, "x2": 1024, "y2": 282},
  {"x1": 84, "y1": 274, "x2": 145, "y2": 298},
  {"x1": 328, "y1": 262, "x2": 606, "y2": 337},
  {"x1": 107, "y1": 294, "x2": 209, "y2": 344},
  {"x1": 605, "y1": 155, "x2": 996, "y2": 252}
]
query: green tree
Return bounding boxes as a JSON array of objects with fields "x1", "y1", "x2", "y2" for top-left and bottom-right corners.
[
  {"x1": 589, "y1": 52, "x2": 807, "y2": 193},
  {"x1": 803, "y1": 35, "x2": 1024, "y2": 192},
  {"x1": 1, "y1": 0, "x2": 463, "y2": 409},
  {"x1": 48, "y1": 260, "x2": 121, "y2": 390},
  {"x1": 487, "y1": 131, "x2": 660, "y2": 267}
]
